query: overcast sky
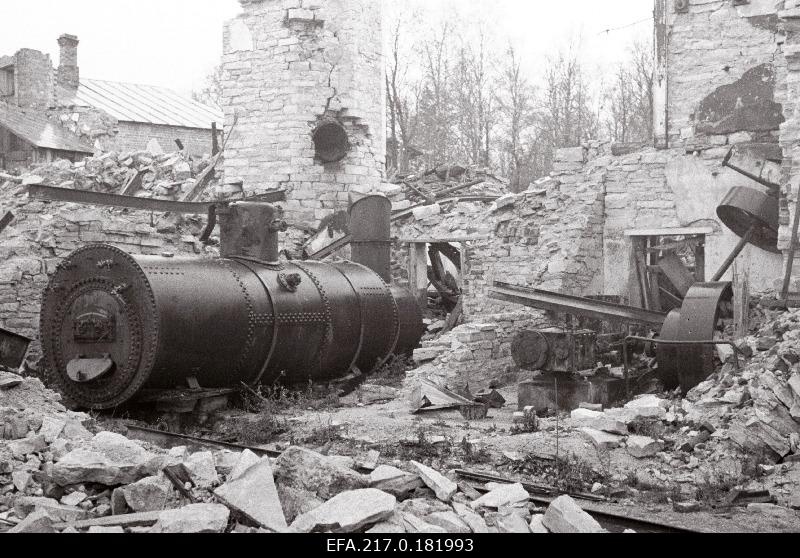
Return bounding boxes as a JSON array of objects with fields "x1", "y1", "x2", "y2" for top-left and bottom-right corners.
[{"x1": 0, "y1": 0, "x2": 653, "y2": 95}]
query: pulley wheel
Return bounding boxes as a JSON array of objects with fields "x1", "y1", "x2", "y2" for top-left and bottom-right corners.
[
  {"x1": 511, "y1": 330, "x2": 549, "y2": 371},
  {"x1": 716, "y1": 187, "x2": 780, "y2": 253},
  {"x1": 657, "y1": 282, "x2": 733, "y2": 395}
]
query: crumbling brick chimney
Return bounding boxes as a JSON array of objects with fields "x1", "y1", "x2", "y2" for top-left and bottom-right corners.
[
  {"x1": 14, "y1": 49, "x2": 54, "y2": 108},
  {"x1": 57, "y1": 34, "x2": 79, "y2": 90},
  {"x1": 221, "y1": 0, "x2": 385, "y2": 231}
]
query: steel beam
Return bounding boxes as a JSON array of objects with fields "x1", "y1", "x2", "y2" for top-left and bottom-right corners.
[
  {"x1": 27, "y1": 184, "x2": 286, "y2": 215},
  {"x1": 489, "y1": 282, "x2": 667, "y2": 327}
]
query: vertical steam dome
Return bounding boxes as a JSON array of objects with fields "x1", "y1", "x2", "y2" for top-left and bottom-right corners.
[{"x1": 313, "y1": 121, "x2": 349, "y2": 163}]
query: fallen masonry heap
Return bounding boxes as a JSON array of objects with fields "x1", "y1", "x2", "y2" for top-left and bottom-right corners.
[
  {"x1": 4, "y1": 148, "x2": 229, "y2": 202},
  {"x1": 0, "y1": 372, "x2": 612, "y2": 534}
]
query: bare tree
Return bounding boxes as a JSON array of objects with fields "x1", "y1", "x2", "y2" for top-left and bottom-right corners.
[
  {"x1": 193, "y1": 64, "x2": 223, "y2": 108},
  {"x1": 603, "y1": 39, "x2": 654, "y2": 143},
  {"x1": 452, "y1": 27, "x2": 494, "y2": 167}
]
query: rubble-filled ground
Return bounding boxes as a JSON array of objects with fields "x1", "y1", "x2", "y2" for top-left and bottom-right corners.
[
  {"x1": 2, "y1": 147, "x2": 233, "y2": 202},
  {"x1": 3, "y1": 302, "x2": 800, "y2": 533}
]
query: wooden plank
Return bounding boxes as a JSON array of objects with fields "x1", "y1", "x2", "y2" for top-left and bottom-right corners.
[
  {"x1": 733, "y1": 261, "x2": 750, "y2": 339},
  {"x1": 625, "y1": 227, "x2": 713, "y2": 237},
  {"x1": 407, "y1": 242, "x2": 429, "y2": 308},
  {"x1": 181, "y1": 152, "x2": 221, "y2": 202}
]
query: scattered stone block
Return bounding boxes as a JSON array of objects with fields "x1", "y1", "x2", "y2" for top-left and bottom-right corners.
[
  {"x1": 214, "y1": 457, "x2": 287, "y2": 532},
  {"x1": 291, "y1": 489, "x2": 396, "y2": 533},
  {"x1": 369, "y1": 465, "x2": 424, "y2": 498},
  {"x1": 626, "y1": 436, "x2": 664, "y2": 459},
  {"x1": 410, "y1": 461, "x2": 457, "y2": 502},
  {"x1": 542, "y1": 495, "x2": 605, "y2": 533},
  {"x1": 9, "y1": 510, "x2": 55, "y2": 533},
  {"x1": 60, "y1": 491, "x2": 87, "y2": 507},
  {"x1": 452, "y1": 501, "x2": 488, "y2": 533},
  {"x1": 120, "y1": 475, "x2": 174, "y2": 513},
  {"x1": 471, "y1": 483, "x2": 529, "y2": 510},
  {"x1": 150, "y1": 504, "x2": 230, "y2": 533},
  {"x1": 529, "y1": 514, "x2": 548, "y2": 533},
  {"x1": 51, "y1": 431, "x2": 157, "y2": 486},
  {"x1": 88, "y1": 526, "x2": 125, "y2": 533},
  {"x1": 411, "y1": 204, "x2": 441, "y2": 220},
  {"x1": 399, "y1": 512, "x2": 447, "y2": 534},
  {"x1": 579, "y1": 427, "x2": 624, "y2": 451},
  {"x1": 227, "y1": 449, "x2": 261, "y2": 481},
  {"x1": 274, "y1": 447, "x2": 368, "y2": 500},
  {"x1": 425, "y1": 510, "x2": 471, "y2": 533},
  {"x1": 184, "y1": 451, "x2": 218, "y2": 489}
]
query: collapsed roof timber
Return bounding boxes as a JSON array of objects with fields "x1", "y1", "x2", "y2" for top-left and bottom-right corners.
[{"x1": 1, "y1": 0, "x2": 800, "y2": 536}]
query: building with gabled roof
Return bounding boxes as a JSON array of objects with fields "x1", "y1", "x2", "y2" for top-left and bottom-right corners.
[{"x1": 0, "y1": 34, "x2": 222, "y2": 170}]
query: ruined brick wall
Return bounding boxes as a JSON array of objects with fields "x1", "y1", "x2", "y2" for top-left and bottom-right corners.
[
  {"x1": 666, "y1": 0, "x2": 785, "y2": 149},
  {"x1": 0, "y1": 183, "x2": 210, "y2": 355},
  {"x1": 114, "y1": 122, "x2": 216, "y2": 158},
  {"x1": 221, "y1": 0, "x2": 385, "y2": 230},
  {"x1": 13, "y1": 49, "x2": 54, "y2": 109}
]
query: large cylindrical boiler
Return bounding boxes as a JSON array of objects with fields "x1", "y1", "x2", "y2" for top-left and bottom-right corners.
[{"x1": 40, "y1": 197, "x2": 423, "y2": 410}]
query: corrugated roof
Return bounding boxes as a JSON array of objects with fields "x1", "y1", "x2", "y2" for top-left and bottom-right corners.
[
  {"x1": 0, "y1": 102, "x2": 94, "y2": 153},
  {"x1": 65, "y1": 79, "x2": 222, "y2": 130}
]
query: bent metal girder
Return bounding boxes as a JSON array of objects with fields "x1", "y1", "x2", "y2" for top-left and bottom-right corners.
[{"x1": 656, "y1": 282, "x2": 733, "y2": 394}]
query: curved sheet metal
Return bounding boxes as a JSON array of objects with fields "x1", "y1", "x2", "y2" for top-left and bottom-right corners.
[{"x1": 657, "y1": 282, "x2": 733, "y2": 394}]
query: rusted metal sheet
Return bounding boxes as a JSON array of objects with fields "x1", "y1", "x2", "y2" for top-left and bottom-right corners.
[
  {"x1": 490, "y1": 282, "x2": 667, "y2": 327},
  {"x1": 657, "y1": 282, "x2": 734, "y2": 394},
  {"x1": 0, "y1": 328, "x2": 30, "y2": 370},
  {"x1": 657, "y1": 252, "x2": 695, "y2": 297}
]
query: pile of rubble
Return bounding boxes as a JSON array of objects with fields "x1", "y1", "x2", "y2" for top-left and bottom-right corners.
[
  {"x1": 0, "y1": 371, "x2": 612, "y2": 534},
  {"x1": 2, "y1": 148, "x2": 229, "y2": 202}
]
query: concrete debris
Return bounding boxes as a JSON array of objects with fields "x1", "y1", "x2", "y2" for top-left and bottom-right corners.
[
  {"x1": 150, "y1": 503, "x2": 230, "y2": 533},
  {"x1": 290, "y1": 489, "x2": 396, "y2": 533},
  {"x1": 214, "y1": 457, "x2": 287, "y2": 532},
  {"x1": 274, "y1": 446, "x2": 369, "y2": 500},
  {"x1": 410, "y1": 461, "x2": 457, "y2": 502},
  {"x1": 470, "y1": 483, "x2": 529, "y2": 510},
  {"x1": 542, "y1": 495, "x2": 605, "y2": 533}
]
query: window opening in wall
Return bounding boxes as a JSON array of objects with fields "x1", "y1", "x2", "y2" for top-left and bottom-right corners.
[
  {"x1": 629, "y1": 232, "x2": 706, "y2": 312},
  {"x1": 0, "y1": 68, "x2": 14, "y2": 97}
]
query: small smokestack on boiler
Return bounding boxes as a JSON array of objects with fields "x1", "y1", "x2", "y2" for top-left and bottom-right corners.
[
  {"x1": 349, "y1": 195, "x2": 392, "y2": 283},
  {"x1": 57, "y1": 34, "x2": 79, "y2": 90}
]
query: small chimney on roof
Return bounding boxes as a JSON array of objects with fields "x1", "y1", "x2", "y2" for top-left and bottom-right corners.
[{"x1": 57, "y1": 34, "x2": 79, "y2": 90}]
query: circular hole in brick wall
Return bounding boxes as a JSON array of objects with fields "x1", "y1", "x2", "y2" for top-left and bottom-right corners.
[{"x1": 313, "y1": 121, "x2": 349, "y2": 163}]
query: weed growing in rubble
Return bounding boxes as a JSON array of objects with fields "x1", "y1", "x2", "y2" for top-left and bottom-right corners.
[
  {"x1": 510, "y1": 413, "x2": 540, "y2": 435},
  {"x1": 460, "y1": 437, "x2": 491, "y2": 464},
  {"x1": 508, "y1": 452, "x2": 607, "y2": 494},
  {"x1": 381, "y1": 428, "x2": 453, "y2": 462},
  {"x1": 297, "y1": 418, "x2": 348, "y2": 446},
  {"x1": 236, "y1": 410, "x2": 288, "y2": 445},
  {"x1": 369, "y1": 355, "x2": 414, "y2": 387}
]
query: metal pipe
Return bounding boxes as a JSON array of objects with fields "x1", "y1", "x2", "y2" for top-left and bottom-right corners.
[{"x1": 711, "y1": 226, "x2": 755, "y2": 281}]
